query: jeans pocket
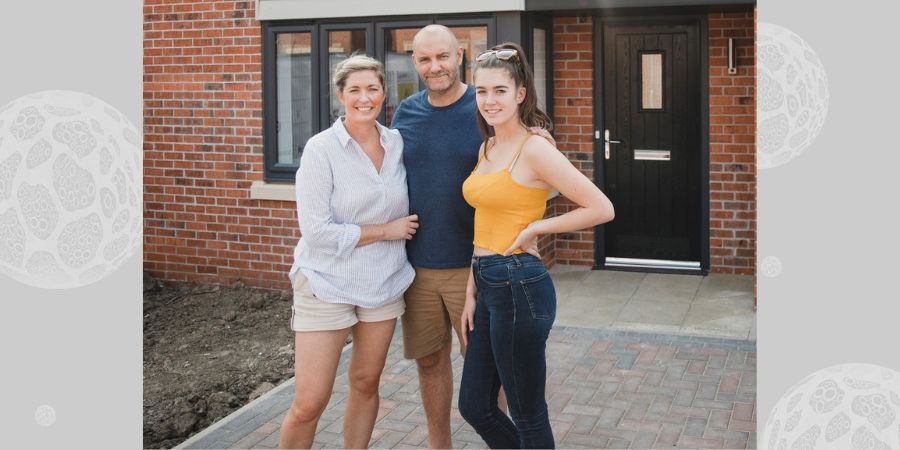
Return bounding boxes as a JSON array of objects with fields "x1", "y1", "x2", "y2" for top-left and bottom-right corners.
[
  {"x1": 520, "y1": 271, "x2": 555, "y2": 320},
  {"x1": 478, "y1": 263, "x2": 510, "y2": 288}
]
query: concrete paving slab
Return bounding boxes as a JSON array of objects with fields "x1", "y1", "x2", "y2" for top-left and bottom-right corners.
[
  {"x1": 556, "y1": 295, "x2": 628, "y2": 328},
  {"x1": 683, "y1": 302, "x2": 755, "y2": 335},
  {"x1": 617, "y1": 299, "x2": 691, "y2": 326}
]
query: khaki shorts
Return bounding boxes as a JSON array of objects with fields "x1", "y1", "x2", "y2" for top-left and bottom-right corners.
[
  {"x1": 291, "y1": 272, "x2": 405, "y2": 332},
  {"x1": 401, "y1": 266, "x2": 469, "y2": 359}
]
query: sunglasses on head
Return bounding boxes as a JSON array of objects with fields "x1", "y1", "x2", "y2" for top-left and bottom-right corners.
[{"x1": 476, "y1": 48, "x2": 519, "y2": 62}]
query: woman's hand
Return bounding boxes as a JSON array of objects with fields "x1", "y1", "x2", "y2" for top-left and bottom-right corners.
[
  {"x1": 502, "y1": 223, "x2": 541, "y2": 258},
  {"x1": 460, "y1": 289, "x2": 477, "y2": 347},
  {"x1": 528, "y1": 127, "x2": 556, "y2": 147},
  {"x1": 385, "y1": 214, "x2": 419, "y2": 240}
]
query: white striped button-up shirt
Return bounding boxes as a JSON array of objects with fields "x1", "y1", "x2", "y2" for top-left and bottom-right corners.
[{"x1": 289, "y1": 118, "x2": 414, "y2": 308}]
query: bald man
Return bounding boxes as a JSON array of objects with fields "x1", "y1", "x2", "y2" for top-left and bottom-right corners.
[{"x1": 390, "y1": 25, "x2": 482, "y2": 448}]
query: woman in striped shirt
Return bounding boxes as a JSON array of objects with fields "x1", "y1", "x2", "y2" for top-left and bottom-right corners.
[{"x1": 278, "y1": 55, "x2": 418, "y2": 449}]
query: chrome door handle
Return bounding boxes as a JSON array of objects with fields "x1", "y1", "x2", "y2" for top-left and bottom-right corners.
[
  {"x1": 602, "y1": 129, "x2": 621, "y2": 159},
  {"x1": 604, "y1": 129, "x2": 621, "y2": 144}
]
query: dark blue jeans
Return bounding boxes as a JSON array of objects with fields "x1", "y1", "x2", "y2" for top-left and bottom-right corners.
[{"x1": 458, "y1": 253, "x2": 556, "y2": 449}]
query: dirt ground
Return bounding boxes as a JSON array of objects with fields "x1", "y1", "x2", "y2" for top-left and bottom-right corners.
[{"x1": 143, "y1": 273, "x2": 296, "y2": 449}]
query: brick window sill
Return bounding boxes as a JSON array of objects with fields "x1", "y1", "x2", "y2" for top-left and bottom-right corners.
[{"x1": 249, "y1": 181, "x2": 295, "y2": 202}]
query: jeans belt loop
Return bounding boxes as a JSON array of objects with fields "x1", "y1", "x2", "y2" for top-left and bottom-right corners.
[{"x1": 512, "y1": 254, "x2": 522, "y2": 267}]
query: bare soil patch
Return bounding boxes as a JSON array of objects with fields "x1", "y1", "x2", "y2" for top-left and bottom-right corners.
[{"x1": 143, "y1": 273, "x2": 295, "y2": 449}]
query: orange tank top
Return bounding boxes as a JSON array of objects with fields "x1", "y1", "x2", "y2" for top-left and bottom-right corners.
[{"x1": 462, "y1": 135, "x2": 551, "y2": 255}]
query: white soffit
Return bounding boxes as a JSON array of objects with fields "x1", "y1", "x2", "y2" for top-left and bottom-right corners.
[{"x1": 256, "y1": 0, "x2": 526, "y2": 20}]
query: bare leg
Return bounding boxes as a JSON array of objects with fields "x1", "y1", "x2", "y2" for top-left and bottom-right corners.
[
  {"x1": 343, "y1": 319, "x2": 397, "y2": 449},
  {"x1": 416, "y1": 344, "x2": 453, "y2": 448},
  {"x1": 278, "y1": 328, "x2": 351, "y2": 449}
]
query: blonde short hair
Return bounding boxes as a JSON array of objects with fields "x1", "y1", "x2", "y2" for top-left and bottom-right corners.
[{"x1": 333, "y1": 54, "x2": 386, "y2": 92}]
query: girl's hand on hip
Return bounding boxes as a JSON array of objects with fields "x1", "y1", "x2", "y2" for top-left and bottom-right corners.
[{"x1": 502, "y1": 225, "x2": 540, "y2": 258}]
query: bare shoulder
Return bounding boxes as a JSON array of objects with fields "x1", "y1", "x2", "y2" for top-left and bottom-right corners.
[{"x1": 522, "y1": 134, "x2": 563, "y2": 161}]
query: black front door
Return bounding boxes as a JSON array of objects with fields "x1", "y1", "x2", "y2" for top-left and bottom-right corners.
[{"x1": 597, "y1": 20, "x2": 704, "y2": 267}]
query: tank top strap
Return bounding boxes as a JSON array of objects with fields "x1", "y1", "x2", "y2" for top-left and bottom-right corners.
[
  {"x1": 472, "y1": 140, "x2": 488, "y2": 173},
  {"x1": 507, "y1": 133, "x2": 534, "y2": 171}
]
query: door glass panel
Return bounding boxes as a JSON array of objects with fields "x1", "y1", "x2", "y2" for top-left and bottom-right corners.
[
  {"x1": 641, "y1": 52, "x2": 663, "y2": 110},
  {"x1": 276, "y1": 32, "x2": 312, "y2": 165},
  {"x1": 328, "y1": 29, "x2": 368, "y2": 124},
  {"x1": 533, "y1": 28, "x2": 547, "y2": 111}
]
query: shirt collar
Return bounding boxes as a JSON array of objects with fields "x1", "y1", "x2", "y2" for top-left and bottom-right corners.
[{"x1": 332, "y1": 117, "x2": 390, "y2": 149}]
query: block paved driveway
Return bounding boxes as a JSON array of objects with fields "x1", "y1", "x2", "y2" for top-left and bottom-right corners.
[{"x1": 180, "y1": 324, "x2": 756, "y2": 449}]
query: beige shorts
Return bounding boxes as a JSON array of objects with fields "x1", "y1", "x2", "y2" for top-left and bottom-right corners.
[
  {"x1": 291, "y1": 271, "x2": 405, "y2": 332},
  {"x1": 401, "y1": 267, "x2": 469, "y2": 360}
]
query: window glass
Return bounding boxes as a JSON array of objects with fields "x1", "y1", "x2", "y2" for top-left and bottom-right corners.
[
  {"x1": 384, "y1": 28, "x2": 424, "y2": 125},
  {"x1": 327, "y1": 30, "x2": 368, "y2": 124},
  {"x1": 642, "y1": 53, "x2": 663, "y2": 110},
  {"x1": 533, "y1": 28, "x2": 547, "y2": 112},
  {"x1": 275, "y1": 32, "x2": 312, "y2": 165},
  {"x1": 451, "y1": 26, "x2": 488, "y2": 85}
]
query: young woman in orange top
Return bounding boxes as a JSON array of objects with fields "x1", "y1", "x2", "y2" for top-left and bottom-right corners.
[{"x1": 458, "y1": 42, "x2": 615, "y2": 448}]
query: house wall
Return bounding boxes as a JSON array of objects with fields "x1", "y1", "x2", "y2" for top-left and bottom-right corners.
[{"x1": 142, "y1": 2, "x2": 756, "y2": 290}]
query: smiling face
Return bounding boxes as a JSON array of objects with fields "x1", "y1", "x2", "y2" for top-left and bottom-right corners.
[
  {"x1": 337, "y1": 70, "x2": 384, "y2": 124},
  {"x1": 411, "y1": 30, "x2": 463, "y2": 95},
  {"x1": 474, "y1": 67, "x2": 526, "y2": 128}
]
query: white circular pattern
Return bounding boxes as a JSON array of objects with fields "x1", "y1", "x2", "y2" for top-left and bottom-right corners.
[
  {"x1": 34, "y1": 405, "x2": 56, "y2": 427},
  {"x1": 0, "y1": 208, "x2": 25, "y2": 267},
  {"x1": 52, "y1": 120, "x2": 97, "y2": 158},
  {"x1": 0, "y1": 152, "x2": 22, "y2": 200},
  {"x1": 761, "y1": 255, "x2": 783, "y2": 278},
  {"x1": 0, "y1": 91, "x2": 141, "y2": 289},
  {"x1": 763, "y1": 364, "x2": 900, "y2": 450},
  {"x1": 26, "y1": 139, "x2": 52, "y2": 169},
  {"x1": 11, "y1": 106, "x2": 45, "y2": 141},
  {"x1": 17, "y1": 182, "x2": 59, "y2": 240},
  {"x1": 757, "y1": 23, "x2": 829, "y2": 169},
  {"x1": 52, "y1": 153, "x2": 96, "y2": 211},
  {"x1": 57, "y1": 214, "x2": 103, "y2": 269}
]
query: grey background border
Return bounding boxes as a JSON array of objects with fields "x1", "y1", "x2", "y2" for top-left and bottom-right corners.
[
  {"x1": 2, "y1": 0, "x2": 900, "y2": 447},
  {"x1": 0, "y1": 0, "x2": 143, "y2": 447}
]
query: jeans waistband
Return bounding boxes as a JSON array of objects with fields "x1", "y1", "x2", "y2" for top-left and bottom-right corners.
[{"x1": 472, "y1": 253, "x2": 541, "y2": 268}]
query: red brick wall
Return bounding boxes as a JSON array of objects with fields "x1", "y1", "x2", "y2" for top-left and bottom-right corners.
[
  {"x1": 708, "y1": 11, "x2": 757, "y2": 275},
  {"x1": 143, "y1": 0, "x2": 299, "y2": 289},
  {"x1": 551, "y1": 16, "x2": 596, "y2": 266}
]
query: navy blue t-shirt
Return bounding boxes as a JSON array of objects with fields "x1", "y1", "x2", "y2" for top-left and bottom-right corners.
[{"x1": 391, "y1": 86, "x2": 483, "y2": 269}]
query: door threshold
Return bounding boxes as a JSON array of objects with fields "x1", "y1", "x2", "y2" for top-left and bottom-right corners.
[{"x1": 598, "y1": 257, "x2": 706, "y2": 275}]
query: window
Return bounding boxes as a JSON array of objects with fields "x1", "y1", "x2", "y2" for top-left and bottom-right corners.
[
  {"x1": 263, "y1": 18, "x2": 493, "y2": 182},
  {"x1": 274, "y1": 31, "x2": 312, "y2": 168},
  {"x1": 532, "y1": 28, "x2": 547, "y2": 112},
  {"x1": 527, "y1": 14, "x2": 553, "y2": 121},
  {"x1": 641, "y1": 52, "x2": 664, "y2": 111},
  {"x1": 323, "y1": 26, "x2": 372, "y2": 125},
  {"x1": 382, "y1": 25, "x2": 429, "y2": 125}
]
